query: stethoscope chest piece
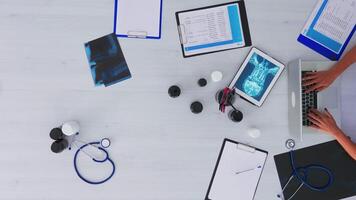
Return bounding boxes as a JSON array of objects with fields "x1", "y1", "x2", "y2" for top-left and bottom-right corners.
[
  {"x1": 285, "y1": 139, "x2": 296, "y2": 150},
  {"x1": 101, "y1": 138, "x2": 111, "y2": 148}
]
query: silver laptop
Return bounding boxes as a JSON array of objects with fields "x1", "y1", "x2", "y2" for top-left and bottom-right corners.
[{"x1": 288, "y1": 59, "x2": 341, "y2": 141}]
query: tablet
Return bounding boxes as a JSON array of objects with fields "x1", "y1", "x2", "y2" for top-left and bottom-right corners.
[
  {"x1": 297, "y1": 0, "x2": 356, "y2": 60},
  {"x1": 228, "y1": 47, "x2": 285, "y2": 107},
  {"x1": 176, "y1": 1, "x2": 251, "y2": 57}
]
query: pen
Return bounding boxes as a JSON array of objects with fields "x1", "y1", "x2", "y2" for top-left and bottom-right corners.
[{"x1": 235, "y1": 165, "x2": 262, "y2": 175}]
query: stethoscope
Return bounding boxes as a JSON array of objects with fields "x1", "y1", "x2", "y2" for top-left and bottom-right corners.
[
  {"x1": 71, "y1": 138, "x2": 116, "y2": 185},
  {"x1": 277, "y1": 139, "x2": 334, "y2": 200}
]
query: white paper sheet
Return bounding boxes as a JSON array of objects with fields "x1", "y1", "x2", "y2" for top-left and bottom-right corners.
[
  {"x1": 177, "y1": 3, "x2": 245, "y2": 56},
  {"x1": 179, "y1": 6, "x2": 233, "y2": 47},
  {"x1": 208, "y1": 141, "x2": 267, "y2": 200},
  {"x1": 115, "y1": 0, "x2": 162, "y2": 38},
  {"x1": 301, "y1": 0, "x2": 356, "y2": 53},
  {"x1": 314, "y1": 0, "x2": 356, "y2": 44}
]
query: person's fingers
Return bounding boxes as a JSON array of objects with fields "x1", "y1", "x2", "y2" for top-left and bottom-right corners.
[
  {"x1": 310, "y1": 108, "x2": 319, "y2": 113},
  {"x1": 302, "y1": 79, "x2": 319, "y2": 87},
  {"x1": 315, "y1": 86, "x2": 327, "y2": 92},
  {"x1": 302, "y1": 74, "x2": 318, "y2": 81},
  {"x1": 310, "y1": 124, "x2": 321, "y2": 130},
  {"x1": 305, "y1": 84, "x2": 321, "y2": 93},
  {"x1": 304, "y1": 72, "x2": 318, "y2": 77},
  {"x1": 308, "y1": 117, "x2": 322, "y2": 126},
  {"x1": 302, "y1": 77, "x2": 316, "y2": 81},
  {"x1": 324, "y1": 108, "x2": 333, "y2": 118},
  {"x1": 308, "y1": 112, "x2": 322, "y2": 122},
  {"x1": 310, "y1": 109, "x2": 326, "y2": 119}
]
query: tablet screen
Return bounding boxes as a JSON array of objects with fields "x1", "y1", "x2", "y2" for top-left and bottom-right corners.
[{"x1": 229, "y1": 48, "x2": 285, "y2": 106}]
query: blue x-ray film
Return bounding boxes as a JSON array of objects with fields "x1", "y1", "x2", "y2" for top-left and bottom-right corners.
[
  {"x1": 84, "y1": 33, "x2": 131, "y2": 87},
  {"x1": 235, "y1": 53, "x2": 279, "y2": 101}
]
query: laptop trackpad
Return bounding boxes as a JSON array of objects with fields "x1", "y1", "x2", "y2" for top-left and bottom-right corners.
[{"x1": 319, "y1": 87, "x2": 338, "y2": 109}]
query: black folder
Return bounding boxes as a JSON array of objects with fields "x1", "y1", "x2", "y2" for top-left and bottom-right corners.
[{"x1": 274, "y1": 140, "x2": 356, "y2": 200}]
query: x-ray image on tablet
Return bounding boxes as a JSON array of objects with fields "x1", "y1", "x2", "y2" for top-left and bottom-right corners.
[{"x1": 229, "y1": 47, "x2": 285, "y2": 107}]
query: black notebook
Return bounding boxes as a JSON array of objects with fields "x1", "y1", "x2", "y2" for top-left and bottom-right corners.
[{"x1": 274, "y1": 140, "x2": 356, "y2": 200}]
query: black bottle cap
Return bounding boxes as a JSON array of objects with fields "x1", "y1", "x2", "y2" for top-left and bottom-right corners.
[
  {"x1": 216, "y1": 90, "x2": 224, "y2": 103},
  {"x1": 168, "y1": 85, "x2": 181, "y2": 98},
  {"x1": 190, "y1": 101, "x2": 203, "y2": 114},
  {"x1": 229, "y1": 110, "x2": 243, "y2": 122},
  {"x1": 198, "y1": 78, "x2": 207, "y2": 87},
  {"x1": 51, "y1": 139, "x2": 68, "y2": 153},
  {"x1": 50, "y1": 128, "x2": 64, "y2": 140},
  {"x1": 215, "y1": 89, "x2": 235, "y2": 105}
]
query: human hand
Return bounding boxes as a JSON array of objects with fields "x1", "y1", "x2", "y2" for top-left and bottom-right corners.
[
  {"x1": 307, "y1": 108, "x2": 341, "y2": 137},
  {"x1": 302, "y1": 70, "x2": 337, "y2": 93}
]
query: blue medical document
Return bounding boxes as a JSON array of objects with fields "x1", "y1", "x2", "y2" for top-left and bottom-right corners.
[
  {"x1": 176, "y1": 1, "x2": 251, "y2": 57},
  {"x1": 298, "y1": 0, "x2": 355, "y2": 60}
]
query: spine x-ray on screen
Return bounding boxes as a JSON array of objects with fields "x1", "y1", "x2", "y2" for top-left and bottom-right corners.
[{"x1": 229, "y1": 47, "x2": 285, "y2": 107}]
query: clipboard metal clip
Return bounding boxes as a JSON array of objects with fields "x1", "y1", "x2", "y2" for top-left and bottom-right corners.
[
  {"x1": 127, "y1": 30, "x2": 148, "y2": 39},
  {"x1": 237, "y1": 143, "x2": 256, "y2": 153},
  {"x1": 177, "y1": 25, "x2": 187, "y2": 44}
]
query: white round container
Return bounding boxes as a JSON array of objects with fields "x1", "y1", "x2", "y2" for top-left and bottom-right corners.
[
  {"x1": 61, "y1": 121, "x2": 80, "y2": 136},
  {"x1": 211, "y1": 71, "x2": 223, "y2": 82}
]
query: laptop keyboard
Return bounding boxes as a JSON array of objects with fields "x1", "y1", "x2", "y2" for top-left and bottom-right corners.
[{"x1": 302, "y1": 71, "x2": 318, "y2": 126}]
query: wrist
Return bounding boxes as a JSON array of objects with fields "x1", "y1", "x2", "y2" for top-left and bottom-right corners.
[
  {"x1": 328, "y1": 67, "x2": 341, "y2": 80},
  {"x1": 331, "y1": 127, "x2": 343, "y2": 137},
  {"x1": 330, "y1": 58, "x2": 352, "y2": 78}
]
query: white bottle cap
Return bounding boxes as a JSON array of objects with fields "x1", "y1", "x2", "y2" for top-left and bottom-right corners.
[
  {"x1": 211, "y1": 71, "x2": 223, "y2": 82},
  {"x1": 247, "y1": 127, "x2": 261, "y2": 139},
  {"x1": 61, "y1": 121, "x2": 80, "y2": 136}
]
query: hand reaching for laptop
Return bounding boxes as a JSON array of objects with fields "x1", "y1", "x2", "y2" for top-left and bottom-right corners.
[
  {"x1": 302, "y1": 70, "x2": 337, "y2": 93},
  {"x1": 307, "y1": 108, "x2": 341, "y2": 137},
  {"x1": 302, "y1": 45, "x2": 356, "y2": 94},
  {"x1": 308, "y1": 108, "x2": 356, "y2": 160}
]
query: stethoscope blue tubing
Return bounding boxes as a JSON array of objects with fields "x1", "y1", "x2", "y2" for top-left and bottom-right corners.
[
  {"x1": 288, "y1": 149, "x2": 333, "y2": 192},
  {"x1": 73, "y1": 141, "x2": 116, "y2": 185}
]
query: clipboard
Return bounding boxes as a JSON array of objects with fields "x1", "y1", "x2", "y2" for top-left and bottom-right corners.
[
  {"x1": 113, "y1": 0, "x2": 163, "y2": 39},
  {"x1": 205, "y1": 139, "x2": 268, "y2": 200},
  {"x1": 297, "y1": 0, "x2": 356, "y2": 60},
  {"x1": 274, "y1": 140, "x2": 356, "y2": 200},
  {"x1": 176, "y1": 1, "x2": 251, "y2": 58}
]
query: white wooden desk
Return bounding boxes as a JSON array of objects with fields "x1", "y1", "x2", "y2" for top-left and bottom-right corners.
[{"x1": 0, "y1": 0, "x2": 355, "y2": 199}]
